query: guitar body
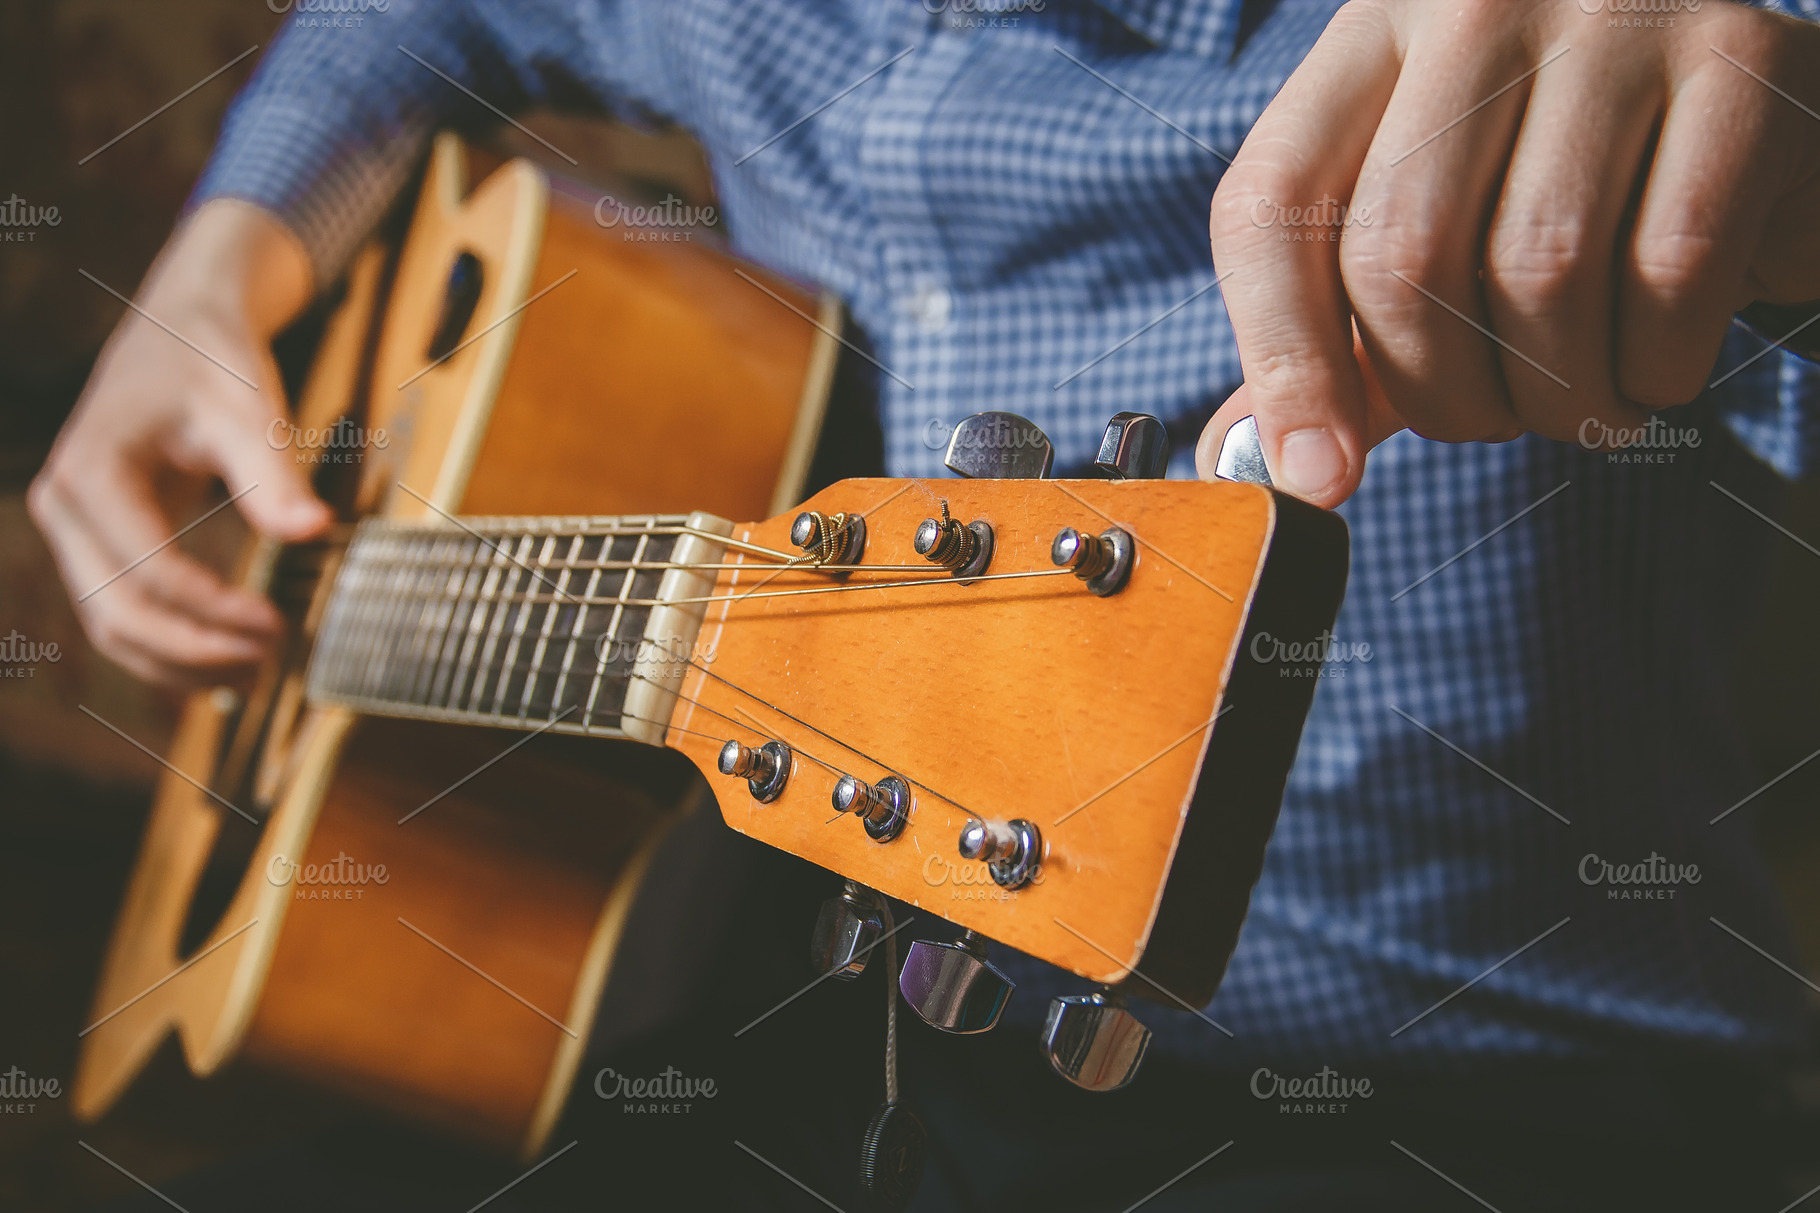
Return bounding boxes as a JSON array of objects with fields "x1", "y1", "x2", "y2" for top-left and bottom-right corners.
[{"x1": 73, "y1": 135, "x2": 840, "y2": 1157}]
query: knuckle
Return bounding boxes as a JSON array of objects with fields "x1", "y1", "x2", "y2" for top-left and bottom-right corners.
[
  {"x1": 1339, "y1": 218, "x2": 1448, "y2": 310},
  {"x1": 1210, "y1": 165, "x2": 1303, "y2": 250},
  {"x1": 1628, "y1": 231, "x2": 1719, "y2": 307},
  {"x1": 1486, "y1": 218, "x2": 1593, "y2": 313}
]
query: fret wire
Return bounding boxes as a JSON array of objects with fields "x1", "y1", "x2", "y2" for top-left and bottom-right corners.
[
  {"x1": 549, "y1": 536, "x2": 603, "y2": 714},
  {"x1": 492, "y1": 533, "x2": 554, "y2": 719},
  {"x1": 583, "y1": 528, "x2": 644, "y2": 731},
  {"x1": 412, "y1": 532, "x2": 469, "y2": 706},
  {"x1": 313, "y1": 531, "x2": 369, "y2": 698},
  {"x1": 465, "y1": 534, "x2": 532, "y2": 715},
  {"x1": 394, "y1": 531, "x2": 456, "y2": 704},
  {"x1": 449, "y1": 533, "x2": 513, "y2": 711},
  {"x1": 360, "y1": 530, "x2": 424, "y2": 701},
  {"x1": 518, "y1": 533, "x2": 582, "y2": 720},
  {"x1": 424, "y1": 535, "x2": 475, "y2": 707},
  {"x1": 399, "y1": 532, "x2": 461, "y2": 707},
  {"x1": 426, "y1": 534, "x2": 484, "y2": 708}
]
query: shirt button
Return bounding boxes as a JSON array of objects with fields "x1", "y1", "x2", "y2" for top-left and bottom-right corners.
[{"x1": 912, "y1": 286, "x2": 952, "y2": 333}]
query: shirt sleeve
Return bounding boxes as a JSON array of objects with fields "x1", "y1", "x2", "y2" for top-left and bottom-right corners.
[
  {"x1": 1703, "y1": 0, "x2": 1820, "y2": 479},
  {"x1": 191, "y1": 0, "x2": 642, "y2": 287}
]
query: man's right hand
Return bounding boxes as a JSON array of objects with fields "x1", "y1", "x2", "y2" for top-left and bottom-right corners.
[{"x1": 28, "y1": 199, "x2": 331, "y2": 689}]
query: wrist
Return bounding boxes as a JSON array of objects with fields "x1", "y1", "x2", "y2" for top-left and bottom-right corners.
[{"x1": 148, "y1": 198, "x2": 315, "y2": 338}]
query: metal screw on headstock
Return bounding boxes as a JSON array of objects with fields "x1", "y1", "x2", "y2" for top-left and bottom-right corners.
[
  {"x1": 1052, "y1": 526, "x2": 1135, "y2": 596},
  {"x1": 913, "y1": 501, "x2": 994, "y2": 579},
  {"x1": 958, "y1": 816, "x2": 1042, "y2": 889},
  {"x1": 832, "y1": 773, "x2": 912, "y2": 843},
  {"x1": 718, "y1": 737, "x2": 792, "y2": 803}
]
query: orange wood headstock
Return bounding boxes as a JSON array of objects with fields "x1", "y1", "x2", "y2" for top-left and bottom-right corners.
[{"x1": 668, "y1": 475, "x2": 1348, "y2": 1006}]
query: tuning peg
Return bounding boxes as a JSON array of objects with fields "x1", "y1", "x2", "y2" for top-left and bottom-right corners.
[
  {"x1": 1213, "y1": 415, "x2": 1274, "y2": 487},
  {"x1": 718, "y1": 737, "x2": 792, "y2": 803},
  {"x1": 1051, "y1": 525, "x2": 1135, "y2": 597},
  {"x1": 1041, "y1": 988, "x2": 1151, "y2": 1092},
  {"x1": 791, "y1": 509, "x2": 866, "y2": 570},
  {"x1": 943, "y1": 412, "x2": 1055, "y2": 480},
  {"x1": 898, "y1": 930, "x2": 1014, "y2": 1034},
  {"x1": 1094, "y1": 412, "x2": 1171, "y2": 480},
  {"x1": 811, "y1": 879, "x2": 884, "y2": 980},
  {"x1": 958, "y1": 817, "x2": 1042, "y2": 889},
  {"x1": 832, "y1": 773, "x2": 912, "y2": 843}
]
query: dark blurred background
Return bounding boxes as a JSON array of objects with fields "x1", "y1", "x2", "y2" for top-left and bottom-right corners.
[{"x1": 4, "y1": 4, "x2": 1820, "y2": 1210}]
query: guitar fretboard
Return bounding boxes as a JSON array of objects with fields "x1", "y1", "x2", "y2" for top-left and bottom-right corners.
[{"x1": 306, "y1": 511, "x2": 732, "y2": 742}]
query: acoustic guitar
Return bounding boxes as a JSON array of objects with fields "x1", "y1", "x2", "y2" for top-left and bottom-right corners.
[
  {"x1": 73, "y1": 132, "x2": 842, "y2": 1158},
  {"x1": 75, "y1": 134, "x2": 1349, "y2": 1164}
]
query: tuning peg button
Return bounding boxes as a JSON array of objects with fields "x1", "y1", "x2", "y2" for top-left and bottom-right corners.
[
  {"x1": 1094, "y1": 412, "x2": 1171, "y2": 480},
  {"x1": 718, "y1": 738, "x2": 792, "y2": 803},
  {"x1": 898, "y1": 931, "x2": 1014, "y2": 1034},
  {"x1": 832, "y1": 774, "x2": 912, "y2": 843},
  {"x1": 1051, "y1": 526, "x2": 1135, "y2": 597},
  {"x1": 958, "y1": 817, "x2": 1042, "y2": 889},
  {"x1": 810, "y1": 880, "x2": 884, "y2": 980},
  {"x1": 1041, "y1": 989, "x2": 1151, "y2": 1092},
  {"x1": 943, "y1": 412, "x2": 1055, "y2": 480}
]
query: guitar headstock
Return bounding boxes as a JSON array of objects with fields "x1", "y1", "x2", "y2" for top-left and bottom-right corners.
[{"x1": 664, "y1": 423, "x2": 1348, "y2": 1046}]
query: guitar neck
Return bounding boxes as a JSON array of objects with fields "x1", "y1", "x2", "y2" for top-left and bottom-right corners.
[{"x1": 305, "y1": 509, "x2": 734, "y2": 745}]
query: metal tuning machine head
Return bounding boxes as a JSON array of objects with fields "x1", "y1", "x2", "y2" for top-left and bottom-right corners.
[
  {"x1": 898, "y1": 930, "x2": 1014, "y2": 1034},
  {"x1": 1051, "y1": 525, "x2": 1135, "y2": 597},
  {"x1": 832, "y1": 774, "x2": 912, "y2": 843},
  {"x1": 718, "y1": 738, "x2": 792, "y2": 804},
  {"x1": 913, "y1": 501, "x2": 994, "y2": 579},
  {"x1": 811, "y1": 879, "x2": 885, "y2": 980},
  {"x1": 958, "y1": 817, "x2": 1042, "y2": 889},
  {"x1": 1094, "y1": 412, "x2": 1171, "y2": 480},
  {"x1": 942, "y1": 411, "x2": 1055, "y2": 480},
  {"x1": 1041, "y1": 988, "x2": 1151, "y2": 1092},
  {"x1": 791, "y1": 509, "x2": 866, "y2": 572}
]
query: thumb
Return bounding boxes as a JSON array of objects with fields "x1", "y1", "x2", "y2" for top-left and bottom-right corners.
[
  {"x1": 1197, "y1": 322, "x2": 1405, "y2": 504},
  {"x1": 192, "y1": 376, "x2": 334, "y2": 542}
]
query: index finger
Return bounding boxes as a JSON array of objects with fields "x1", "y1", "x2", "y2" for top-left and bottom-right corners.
[{"x1": 1208, "y1": 4, "x2": 1402, "y2": 505}]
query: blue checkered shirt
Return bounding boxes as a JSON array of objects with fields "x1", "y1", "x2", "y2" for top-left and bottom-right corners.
[{"x1": 199, "y1": 0, "x2": 1820, "y2": 1069}]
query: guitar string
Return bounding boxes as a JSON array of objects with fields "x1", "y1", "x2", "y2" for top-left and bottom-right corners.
[{"x1": 671, "y1": 658, "x2": 987, "y2": 825}]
